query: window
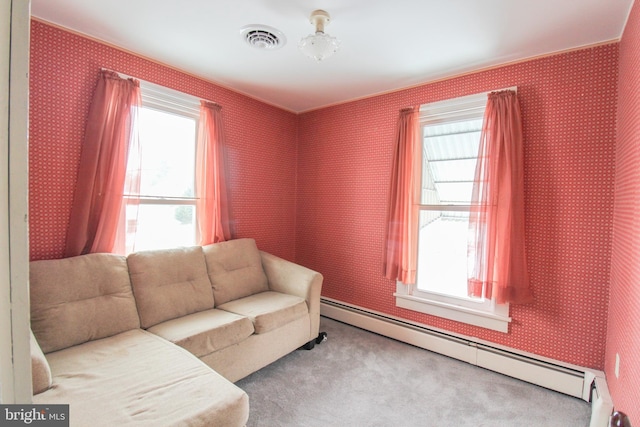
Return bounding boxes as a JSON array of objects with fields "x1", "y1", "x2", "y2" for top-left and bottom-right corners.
[
  {"x1": 123, "y1": 81, "x2": 201, "y2": 253},
  {"x1": 394, "y1": 91, "x2": 512, "y2": 332}
]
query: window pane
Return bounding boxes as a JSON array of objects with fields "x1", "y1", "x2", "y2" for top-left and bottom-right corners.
[
  {"x1": 423, "y1": 119, "x2": 484, "y2": 138},
  {"x1": 434, "y1": 182, "x2": 475, "y2": 204},
  {"x1": 416, "y1": 209, "x2": 479, "y2": 300},
  {"x1": 126, "y1": 203, "x2": 196, "y2": 252},
  {"x1": 138, "y1": 107, "x2": 196, "y2": 198},
  {"x1": 429, "y1": 158, "x2": 477, "y2": 182},
  {"x1": 421, "y1": 119, "x2": 482, "y2": 205},
  {"x1": 424, "y1": 133, "x2": 480, "y2": 161}
]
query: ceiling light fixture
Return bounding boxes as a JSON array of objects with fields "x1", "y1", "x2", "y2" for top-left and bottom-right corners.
[{"x1": 298, "y1": 9, "x2": 340, "y2": 62}]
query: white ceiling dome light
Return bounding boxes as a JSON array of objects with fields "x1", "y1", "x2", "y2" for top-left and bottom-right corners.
[
  {"x1": 240, "y1": 25, "x2": 286, "y2": 50},
  {"x1": 299, "y1": 9, "x2": 341, "y2": 62}
]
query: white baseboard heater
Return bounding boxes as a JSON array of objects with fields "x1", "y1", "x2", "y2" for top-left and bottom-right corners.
[{"x1": 320, "y1": 297, "x2": 614, "y2": 427}]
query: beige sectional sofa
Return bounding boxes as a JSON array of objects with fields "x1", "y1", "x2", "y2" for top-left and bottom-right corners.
[{"x1": 29, "y1": 238, "x2": 323, "y2": 426}]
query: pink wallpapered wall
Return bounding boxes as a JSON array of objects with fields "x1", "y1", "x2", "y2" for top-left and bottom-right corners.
[
  {"x1": 296, "y1": 45, "x2": 618, "y2": 369},
  {"x1": 29, "y1": 20, "x2": 299, "y2": 262},
  {"x1": 608, "y1": 0, "x2": 640, "y2": 421}
]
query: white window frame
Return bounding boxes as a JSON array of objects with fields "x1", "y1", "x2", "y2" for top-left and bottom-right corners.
[
  {"x1": 123, "y1": 78, "x2": 201, "y2": 252},
  {"x1": 394, "y1": 88, "x2": 516, "y2": 333}
]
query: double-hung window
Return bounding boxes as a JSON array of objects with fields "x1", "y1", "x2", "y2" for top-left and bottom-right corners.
[
  {"x1": 394, "y1": 91, "x2": 512, "y2": 333},
  {"x1": 123, "y1": 81, "x2": 200, "y2": 253}
]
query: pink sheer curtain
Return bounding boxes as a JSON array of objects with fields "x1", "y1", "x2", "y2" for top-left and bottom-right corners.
[
  {"x1": 65, "y1": 70, "x2": 141, "y2": 257},
  {"x1": 195, "y1": 101, "x2": 231, "y2": 245},
  {"x1": 467, "y1": 90, "x2": 533, "y2": 304},
  {"x1": 384, "y1": 107, "x2": 421, "y2": 284}
]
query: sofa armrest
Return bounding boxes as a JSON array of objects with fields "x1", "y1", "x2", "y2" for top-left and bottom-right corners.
[
  {"x1": 259, "y1": 251, "x2": 323, "y2": 340},
  {"x1": 30, "y1": 330, "x2": 52, "y2": 395}
]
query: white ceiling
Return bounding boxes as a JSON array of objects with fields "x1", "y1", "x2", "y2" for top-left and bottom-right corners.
[{"x1": 31, "y1": 0, "x2": 634, "y2": 113}]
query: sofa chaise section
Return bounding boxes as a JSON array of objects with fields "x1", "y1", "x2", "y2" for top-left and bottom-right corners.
[{"x1": 34, "y1": 329, "x2": 249, "y2": 426}]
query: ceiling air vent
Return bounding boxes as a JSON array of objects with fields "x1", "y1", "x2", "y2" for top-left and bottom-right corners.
[{"x1": 240, "y1": 25, "x2": 286, "y2": 50}]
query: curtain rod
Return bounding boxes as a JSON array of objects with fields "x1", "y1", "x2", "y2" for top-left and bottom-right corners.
[
  {"x1": 416, "y1": 86, "x2": 518, "y2": 113},
  {"x1": 99, "y1": 67, "x2": 221, "y2": 108}
]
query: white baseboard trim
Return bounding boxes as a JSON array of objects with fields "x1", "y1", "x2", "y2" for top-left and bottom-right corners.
[{"x1": 320, "y1": 297, "x2": 613, "y2": 426}]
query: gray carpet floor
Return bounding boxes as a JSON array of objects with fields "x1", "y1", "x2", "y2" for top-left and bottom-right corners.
[{"x1": 236, "y1": 317, "x2": 591, "y2": 427}]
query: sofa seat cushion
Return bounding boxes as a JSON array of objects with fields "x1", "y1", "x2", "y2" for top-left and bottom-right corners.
[
  {"x1": 30, "y1": 253, "x2": 140, "y2": 353},
  {"x1": 217, "y1": 291, "x2": 308, "y2": 334},
  {"x1": 147, "y1": 309, "x2": 254, "y2": 358},
  {"x1": 128, "y1": 246, "x2": 214, "y2": 329},
  {"x1": 203, "y1": 238, "x2": 269, "y2": 306},
  {"x1": 33, "y1": 329, "x2": 249, "y2": 427}
]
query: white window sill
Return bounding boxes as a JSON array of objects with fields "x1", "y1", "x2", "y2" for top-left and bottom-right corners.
[{"x1": 394, "y1": 291, "x2": 511, "y2": 333}]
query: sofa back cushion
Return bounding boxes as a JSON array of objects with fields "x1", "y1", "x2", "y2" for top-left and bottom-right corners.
[
  {"x1": 128, "y1": 246, "x2": 214, "y2": 328},
  {"x1": 30, "y1": 253, "x2": 140, "y2": 353},
  {"x1": 203, "y1": 238, "x2": 269, "y2": 306}
]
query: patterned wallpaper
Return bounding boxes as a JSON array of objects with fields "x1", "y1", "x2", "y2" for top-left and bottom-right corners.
[
  {"x1": 29, "y1": 20, "x2": 299, "y2": 262},
  {"x1": 608, "y1": 0, "x2": 640, "y2": 421},
  {"x1": 296, "y1": 45, "x2": 618, "y2": 369}
]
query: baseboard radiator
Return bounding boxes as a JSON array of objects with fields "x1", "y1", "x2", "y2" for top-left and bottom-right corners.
[{"x1": 320, "y1": 298, "x2": 614, "y2": 427}]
